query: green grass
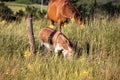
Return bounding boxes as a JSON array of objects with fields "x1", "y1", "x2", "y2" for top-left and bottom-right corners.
[
  {"x1": 0, "y1": 2, "x2": 119, "y2": 80},
  {"x1": 0, "y1": 17, "x2": 120, "y2": 80},
  {"x1": 4, "y1": 2, "x2": 47, "y2": 13}
]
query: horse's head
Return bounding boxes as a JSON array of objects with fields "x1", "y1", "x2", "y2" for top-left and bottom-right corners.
[
  {"x1": 62, "y1": 1, "x2": 84, "y2": 25},
  {"x1": 74, "y1": 13, "x2": 84, "y2": 25}
]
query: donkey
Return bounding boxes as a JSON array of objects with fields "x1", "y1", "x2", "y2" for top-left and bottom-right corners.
[
  {"x1": 47, "y1": 0, "x2": 83, "y2": 31},
  {"x1": 39, "y1": 27, "x2": 77, "y2": 58}
]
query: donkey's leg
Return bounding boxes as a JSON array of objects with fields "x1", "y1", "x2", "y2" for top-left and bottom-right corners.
[
  {"x1": 38, "y1": 42, "x2": 43, "y2": 50},
  {"x1": 39, "y1": 42, "x2": 50, "y2": 55}
]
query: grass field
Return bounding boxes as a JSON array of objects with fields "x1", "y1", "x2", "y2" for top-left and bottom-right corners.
[
  {"x1": 5, "y1": 2, "x2": 47, "y2": 13},
  {"x1": 0, "y1": 2, "x2": 120, "y2": 80}
]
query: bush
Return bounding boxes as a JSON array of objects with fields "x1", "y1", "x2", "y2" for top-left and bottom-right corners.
[
  {"x1": 0, "y1": 2, "x2": 14, "y2": 21},
  {"x1": 72, "y1": 0, "x2": 120, "y2": 21},
  {"x1": 15, "y1": 9, "x2": 25, "y2": 21},
  {"x1": 25, "y1": 6, "x2": 46, "y2": 19},
  {"x1": 99, "y1": 2, "x2": 120, "y2": 17},
  {"x1": 0, "y1": 3, "x2": 47, "y2": 22}
]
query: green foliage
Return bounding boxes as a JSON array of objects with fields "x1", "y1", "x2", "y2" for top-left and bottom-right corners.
[
  {"x1": 15, "y1": 9, "x2": 25, "y2": 21},
  {"x1": 0, "y1": 2, "x2": 47, "y2": 22},
  {"x1": 0, "y1": 2, "x2": 14, "y2": 21},
  {"x1": 15, "y1": 0, "x2": 32, "y2": 4},
  {"x1": 99, "y1": 2, "x2": 120, "y2": 17},
  {"x1": 72, "y1": 0, "x2": 120, "y2": 20},
  {"x1": 15, "y1": 0, "x2": 48, "y2": 4},
  {"x1": 25, "y1": 6, "x2": 46, "y2": 19},
  {"x1": 0, "y1": 0, "x2": 15, "y2": 2}
]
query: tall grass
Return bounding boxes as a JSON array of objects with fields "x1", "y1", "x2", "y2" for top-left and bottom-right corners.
[{"x1": 0, "y1": 18, "x2": 120, "y2": 80}]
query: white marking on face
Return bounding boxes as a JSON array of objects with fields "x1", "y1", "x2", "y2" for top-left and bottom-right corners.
[
  {"x1": 54, "y1": 44, "x2": 63, "y2": 53},
  {"x1": 62, "y1": 50, "x2": 68, "y2": 57},
  {"x1": 62, "y1": 50, "x2": 74, "y2": 58},
  {"x1": 62, "y1": 47, "x2": 75, "y2": 58},
  {"x1": 54, "y1": 43, "x2": 75, "y2": 58}
]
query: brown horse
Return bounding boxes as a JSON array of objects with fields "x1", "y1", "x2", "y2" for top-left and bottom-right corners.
[{"x1": 47, "y1": 0, "x2": 83, "y2": 31}]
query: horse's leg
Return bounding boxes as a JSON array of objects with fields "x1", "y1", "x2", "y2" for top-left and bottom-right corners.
[
  {"x1": 48, "y1": 20, "x2": 54, "y2": 26},
  {"x1": 58, "y1": 20, "x2": 61, "y2": 31},
  {"x1": 49, "y1": 20, "x2": 56, "y2": 29}
]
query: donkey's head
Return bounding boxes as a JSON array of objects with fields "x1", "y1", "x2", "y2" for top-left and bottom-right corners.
[{"x1": 55, "y1": 33, "x2": 77, "y2": 58}]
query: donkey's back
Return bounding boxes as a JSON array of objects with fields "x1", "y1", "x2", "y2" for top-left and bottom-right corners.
[{"x1": 39, "y1": 27, "x2": 76, "y2": 58}]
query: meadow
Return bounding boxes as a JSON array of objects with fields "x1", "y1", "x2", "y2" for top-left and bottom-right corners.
[
  {"x1": 0, "y1": 2, "x2": 120, "y2": 80},
  {"x1": 6, "y1": 2, "x2": 47, "y2": 13}
]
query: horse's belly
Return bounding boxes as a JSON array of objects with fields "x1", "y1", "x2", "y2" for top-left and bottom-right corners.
[{"x1": 47, "y1": 4, "x2": 58, "y2": 22}]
